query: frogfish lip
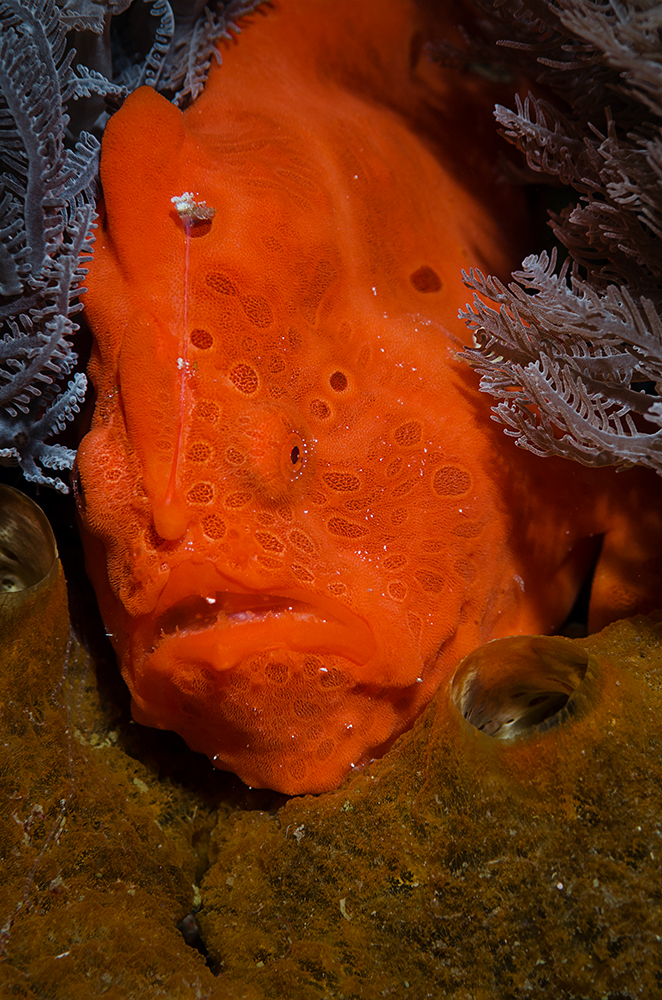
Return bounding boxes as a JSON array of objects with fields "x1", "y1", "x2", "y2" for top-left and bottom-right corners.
[{"x1": 140, "y1": 582, "x2": 378, "y2": 673}]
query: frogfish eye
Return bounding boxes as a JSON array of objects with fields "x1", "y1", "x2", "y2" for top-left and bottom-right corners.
[{"x1": 281, "y1": 432, "x2": 306, "y2": 479}]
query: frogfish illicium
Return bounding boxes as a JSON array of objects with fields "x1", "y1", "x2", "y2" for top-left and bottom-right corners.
[{"x1": 75, "y1": 0, "x2": 662, "y2": 793}]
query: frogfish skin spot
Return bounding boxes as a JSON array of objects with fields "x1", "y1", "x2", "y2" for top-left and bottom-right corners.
[{"x1": 76, "y1": 0, "x2": 662, "y2": 794}]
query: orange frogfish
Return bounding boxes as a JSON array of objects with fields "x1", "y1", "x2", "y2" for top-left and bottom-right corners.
[{"x1": 76, "y1": 0, "x2": 662, "y2": 793}]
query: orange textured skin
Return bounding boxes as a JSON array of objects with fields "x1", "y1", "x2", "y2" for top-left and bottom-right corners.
[{"x1": 77, "y1": 0, "x2": 662, "y2": 793}]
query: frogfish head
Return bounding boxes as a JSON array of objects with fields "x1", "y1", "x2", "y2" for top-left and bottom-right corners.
[{"x1": 76, "y1": 77, "x2": 535, "y2": 794}]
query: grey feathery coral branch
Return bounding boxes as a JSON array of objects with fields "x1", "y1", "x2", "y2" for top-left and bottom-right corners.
[
  {"x1": 108, "y1": 0, "x2": 265, "y2": 108},
  {"x1": 0, "y1": 0, "x2": 98, "y2": 492},
  {"x1": 495, "y1": 96, "x2": 662, "y2": 289},
  {"x1": 462, "y1": 0, "x2": 662, "y2": 476},
  {"x1": 166, "y1": 0, "x2": 267, "y2": 106},
  {"x1": 462, "y1": 250, "x2": 662, "y2": 472}
]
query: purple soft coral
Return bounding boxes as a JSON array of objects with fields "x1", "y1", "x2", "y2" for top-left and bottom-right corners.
[
  {"x1": 458, "y1": 0, "x2": 662, "y2": 475},
  {"x1": 0, "y1": 0, "x2": 95, "y2": 491}
]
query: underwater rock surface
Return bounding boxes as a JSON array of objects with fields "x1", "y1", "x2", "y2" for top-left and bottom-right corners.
[
  {"x1": 1, "y1": 491, "x2": 661, "y2": 999},
  {"x1": 200, "y1": 624, "x2": 662, "y2": 999},
  {"x1": 0, "y1": 487, "x2": 225, "y2": 999}
]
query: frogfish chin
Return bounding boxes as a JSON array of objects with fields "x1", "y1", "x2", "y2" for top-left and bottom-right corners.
[{"x1": 75, "y1": 0, "x2": 662, "y2": 794}]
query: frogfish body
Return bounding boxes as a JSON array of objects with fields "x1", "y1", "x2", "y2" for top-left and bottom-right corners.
[{"x1": 76, "y1": 0, "x2": 662, "y2": 793}]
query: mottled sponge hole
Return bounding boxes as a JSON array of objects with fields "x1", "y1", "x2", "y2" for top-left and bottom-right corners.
[
  {"x1": 409, "y1": 265, "x2": 442, "y2": 293},
  {"x1": 268, "y1": 354, "x2": 287, "y2": 374},
  {"x1": 206, "y1": 272, "x2": 237, "y2": 295},
  {"x1": 193, "y1": 400, "x2": 220, "y2": 423},
  {"x1": 187, "y1": 442, "x2": 211, "y2": 462},
  {"x1": 255, "y1": 530, "x2": 285, "y2": 554},
  {"x1": 190, "y1": 328, "x2": 213, "y2": 350},
  {"x1": 393, "y1": 421, "x2": 422, "y2": 446},
  {"x1": 323, "y1": 471, "x2": 361, "y2": 492},
  {"x1": 309, "y1": 398, "x2": 331, "y2": 419},
  {"x1": 245, "y1": 652, "x2": 350, "y2": 690},
  {"x1": 187, "y1": 482, "x2": 214, "y2": 504},
  {"x1": 224, "y1": 490, "x2": 253, "y2": 509},
  {"x1": 202, "y1": 513, "x2": 226, "y2": 539},
  {"x1": 329, "y1": 370, "x2": 348, "y2": 392},
  {"x1": 205, "y1": 271, "x2": 273, "y2": 328},
  {"x1": 229, "y1": 363, "x2": 260, "y2": 394},
  {"x1": 291, "y1": 563, "x2": 314, "y2": 583},
  {"x1": 414, "y1": 569, "x2": 445, "y2": 593},
  {"x1": 432, "y1": 465, "x2": 472, "y2": 497},
  {"x1": 241, "y1": 294, "x2": 273, "y2": 328},
  {"x1": 289, "y1": 528, "x2": 315, "y2": 553},
  {"x1": 384, "y1": 553, "x2": 407, "y2": 571},
  {"x1": 327, "y1": 515, "x2": 367, "y2": 538}
]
